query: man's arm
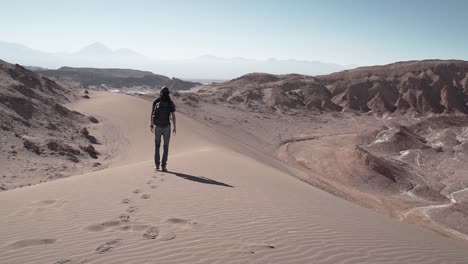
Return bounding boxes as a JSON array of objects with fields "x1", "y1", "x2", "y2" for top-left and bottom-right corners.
[
  {"x1": 171, "y1": 112, "x2": 177, "y2": 135},
  {"x1": 150, "y1": 100, "x2": 157, "y2": 132}
]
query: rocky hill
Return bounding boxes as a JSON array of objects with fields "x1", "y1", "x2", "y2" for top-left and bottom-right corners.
[
  {"x1": 36, "y1": 67, "x2": 201, "y2": 91},
  {"x1": 319, "y1": 60, "x2": 468, "y2": 114},
  {"x1": 196, "y1": 73, "x2": 342, "y2": 113},
  {"x1": 0, "y1": 60, "x2": 101, "y2": 191},
  {"x1": 196, "y1": 60, "x2": 468, "y2": 115}
]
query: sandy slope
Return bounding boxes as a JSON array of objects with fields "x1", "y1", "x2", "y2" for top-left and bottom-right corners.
[{"x1": 1, "y1": 92, "x2": 468, "y2": 264}]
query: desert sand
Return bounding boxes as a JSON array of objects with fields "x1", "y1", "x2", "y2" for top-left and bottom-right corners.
[{"x1": 1, "y1": 91, "x2": 468, "y2": 264}]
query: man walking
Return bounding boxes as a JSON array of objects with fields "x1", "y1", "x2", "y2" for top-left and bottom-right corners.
[{"x1": 150, "y1": 87, "x2": 176, "y2": 172}]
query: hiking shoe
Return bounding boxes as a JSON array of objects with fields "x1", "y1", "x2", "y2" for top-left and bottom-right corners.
[
  {"x1": 156, "y1": 164, "x2": 160, "y2": 170},
  {"x1": 161, "y1": 167, "x2": 168, "y2": 172}
]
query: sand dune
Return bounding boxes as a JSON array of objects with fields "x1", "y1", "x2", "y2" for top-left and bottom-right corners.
[{"x1": 1, "y1": 92, "x2": 468, "y2": 264}]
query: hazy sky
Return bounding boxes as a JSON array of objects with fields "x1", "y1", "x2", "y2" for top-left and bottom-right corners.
[{"x1": 2, "y1": 0, "x2": 468, "y2": 65}]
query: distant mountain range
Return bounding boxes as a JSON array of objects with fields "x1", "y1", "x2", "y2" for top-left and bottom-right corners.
[{"x1": 0, "y1": 41, "x2": 357, "y2": 79}]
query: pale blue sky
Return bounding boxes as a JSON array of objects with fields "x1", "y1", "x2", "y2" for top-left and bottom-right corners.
[{"x1": 1, "y1": 0, "x2": 468, "y2": 65}]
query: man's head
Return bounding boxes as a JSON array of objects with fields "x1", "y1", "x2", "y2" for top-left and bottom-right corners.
[{"x1": 160, "y1": 87, "x2": 170, "y2": 96}]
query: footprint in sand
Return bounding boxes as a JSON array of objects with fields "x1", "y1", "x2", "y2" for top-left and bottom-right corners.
[
  {"x1": 85, "y1": 220, "x2": 121, "y2": 232},
  {"x1": 159, "y1": 232, "x2": 176, "y2": 241},
  {"x1": 119, "y1": 214, "x2": 130, "y2": 223},
  {"x1": 146, "y1": 180, "x2": 153, "y2": 185},
  {"x1": 132, "y1": 189, "x2": 141, "y2": 194},
  {"x1": 6, "y1": 238, "x2": 56, "y2": 249},
  {"x1": 143, "y1": 226, "x2": 159, "y2": 239},
  {"x1": 126, "y1": 206, "x2": 139, "y2": 213},
  {"x1": 150, "y1": 185, "x2": 158, "y2": 189},
  {"x1": 140, "y1": 194, "x2": 150, "y2": 199},
  {"x1": 121, "y1": 198, "x2": 132, "y2": 204},
  {"x1": 167, "y1": 218, "x2": 198, "y2": 230},
  {"x1": 95, "y1": 239, "x2": 122, "y2": 254}
]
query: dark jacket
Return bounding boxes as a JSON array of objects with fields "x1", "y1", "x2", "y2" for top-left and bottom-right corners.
[{"x1": 152, "y1": 97, "x2": 175, "y2": 127}]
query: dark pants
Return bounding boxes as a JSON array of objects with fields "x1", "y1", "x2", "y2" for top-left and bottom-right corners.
[{"x1": 154, "y1": 125, "x2": 171, "y2": 167}]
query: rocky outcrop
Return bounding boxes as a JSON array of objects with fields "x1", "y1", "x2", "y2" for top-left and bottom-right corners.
[
  {"x1": 0, "y1": 60, "x2": 84, "y2": 128},
  {"x1": 0, "y1": 59, "x2": 101, "y2": 190},
  {"x1": 81, "y1": 127, "x2": 99, "y2": 144},
  {"x1": 318, "y1": 60, "x2": 468, "y2": 114}
]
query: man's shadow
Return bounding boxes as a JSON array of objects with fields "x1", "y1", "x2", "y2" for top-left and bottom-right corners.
[{"x1": 167, "y1": 171, "x2": 234, "y2": 188}]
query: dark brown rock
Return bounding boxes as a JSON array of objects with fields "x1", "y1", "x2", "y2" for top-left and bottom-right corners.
[
  {"x1": 23, "y1": 139, "x2": 41, "y2": 155},
  {"x1": 81, "y1": 144, "x2": 99, "y2": 159},
  {"x1": 88, "y1": 116, "x2": 99, "y2": 123}
]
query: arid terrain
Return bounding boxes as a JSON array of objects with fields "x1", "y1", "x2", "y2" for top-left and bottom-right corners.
[
  {"x1": 2, "y1": 90, "x2": 468, "y2": 264},
  {"x1": 2, "y1": 59, "x2": 468, "y2": 263},
  {"x1": 165, "y1": 60, "x2": 468, "y2": 240}
]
